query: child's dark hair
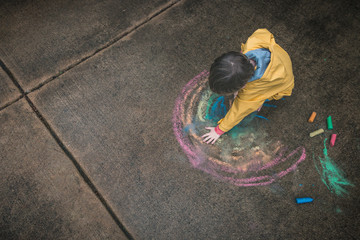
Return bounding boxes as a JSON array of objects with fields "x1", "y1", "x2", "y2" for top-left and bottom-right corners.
[{"x1": 209, "y1": 51, "x2": 254, "y2": 94}]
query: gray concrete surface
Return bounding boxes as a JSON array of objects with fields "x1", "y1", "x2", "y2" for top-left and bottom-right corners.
[
  {"x1": 1, "y1": 0, "x2": 360, "y2": 239},
  {"x1": 0, "y1": 0, "x2": 174, "y2": 93},
  {"x1": 0, "y1": 100, "x2": 126, "y2": 239}
]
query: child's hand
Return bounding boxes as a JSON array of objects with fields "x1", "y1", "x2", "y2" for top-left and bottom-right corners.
[{"x1": 202, "y1": 127, "x2": 221, "y2": 144}]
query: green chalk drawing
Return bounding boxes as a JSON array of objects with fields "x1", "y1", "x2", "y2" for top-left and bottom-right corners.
[
  {"x1": 228, "y1": 125, "x2": 250, "y2": 140},
  {"x1": 335, "y1": 207, "x2": 342, "y2": 213},
  {"x1": 197, "y1": 90, "x2": 212, "y2": 122},
  {"x1": 314, "y1": 139, "x2": 354, "y2": 197}
]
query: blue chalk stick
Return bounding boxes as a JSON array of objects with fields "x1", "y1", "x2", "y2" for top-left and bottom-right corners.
[{"x1": 296, "y1": 197, "x2": 313, "y2": 204}]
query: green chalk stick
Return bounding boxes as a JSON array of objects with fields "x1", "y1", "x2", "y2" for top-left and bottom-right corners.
[
  {"x1": 327, "y1": 116, "x2": 333, "y2": 130},
  {"x1": 310, "y1": 128, "x2": 324, "y2": 137}
]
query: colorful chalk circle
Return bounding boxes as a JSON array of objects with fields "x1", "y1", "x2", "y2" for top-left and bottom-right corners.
[{"x1": 173, "y1": 71, "x2": 307, "y2": 187}]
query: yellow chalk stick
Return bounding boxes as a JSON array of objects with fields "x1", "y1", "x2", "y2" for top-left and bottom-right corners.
[
  {"x1": 310, "y1": 128, "x2": 324, "y2": 137},
  {"x1": 308, "y1": 112, "x2": 317, "y2": 122}
]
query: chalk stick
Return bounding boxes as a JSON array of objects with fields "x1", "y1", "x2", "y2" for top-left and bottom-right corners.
[
  {"x1": 330, "y1": 134, "x2": 337, "y2": 147},
  {"x1": 327, "y1": 116, "x2": 333, "y2": 130},
  {"x1": 308, "y1": 112, "x2": 316, "y2": 122},
  {"x1": 296, "y1": 197, "x2": 314, "y2": 204},
  {"x1": 310, "y1": 128, "x2": 324, "y2": 137}
]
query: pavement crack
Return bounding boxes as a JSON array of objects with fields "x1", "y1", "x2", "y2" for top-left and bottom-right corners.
[
  {"x1": 0, "y1": 59, "x2": 26, "y2": 96},
  {"x1": 0, "y1": 59, "x2": 26, "y2": 111},
  {"x1": 0, "y1": 59, "x2": 134, "y2": 240},
  {"x1": 0, "y1": 95, "x2": 24, "y2": 112},
  {"x1": 29, "y1": 0, "x2": 182, "y2": 95}
]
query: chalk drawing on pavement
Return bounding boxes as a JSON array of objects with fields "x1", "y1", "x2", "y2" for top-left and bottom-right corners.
[
  {"x1": 314, "y1": 139, "x2": 354, "y2": 196},
  {"x1": 173, "y1": 71, "x2": 306, "y2": 186}
]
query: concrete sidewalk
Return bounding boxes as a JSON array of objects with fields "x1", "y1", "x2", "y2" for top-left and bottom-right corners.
[{"x1": 1, "y1": 0, "x2": 359, "y2": 239}]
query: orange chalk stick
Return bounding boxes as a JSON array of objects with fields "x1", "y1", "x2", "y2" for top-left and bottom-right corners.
[{"x1": 308, "y1": 112, "x2": 317, "y2": 122}]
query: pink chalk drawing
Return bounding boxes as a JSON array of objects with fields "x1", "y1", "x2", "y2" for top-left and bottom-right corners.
[{"x1": 172, "y1": 70, "x2": 307, "y2": 186}]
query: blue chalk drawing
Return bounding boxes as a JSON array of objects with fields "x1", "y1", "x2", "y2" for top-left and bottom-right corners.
[
  {"x1": 205, "y1": 96, "x2": 226, "y2": 122},
  {"x1": 255, "y1": 115, "x2": 269, "y2": 121},
  {"x1": 209, "y1": 96, "x2": 227, "y2": 122},
  {"x1": 263, "y1": 103, "x2": 277, "y2": 108}
]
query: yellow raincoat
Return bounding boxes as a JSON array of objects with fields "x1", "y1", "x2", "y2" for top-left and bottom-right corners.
[{"x1": 217, "y1": 28, "x2": 294, "y2": 132}]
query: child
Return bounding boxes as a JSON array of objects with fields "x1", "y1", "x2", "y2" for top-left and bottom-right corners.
[{"x1": 202, "y1": 28, "x2": 294, "y2": 144}]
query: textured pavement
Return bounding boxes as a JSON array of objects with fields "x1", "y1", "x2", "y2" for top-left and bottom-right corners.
[{"x1": 1, "y1": 0, "x2": 360, "y2": 239}]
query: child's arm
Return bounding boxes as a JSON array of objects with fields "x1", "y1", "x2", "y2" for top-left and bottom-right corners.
[
  {"x1": 218, "y1": 75, "x2": 293, "y2": 133},
  {"x1": 217, "y1": 96, "x2": 265, "y2": 132},
  {"x1": 202, "y1": 89, "x2": 264, "y2": 144},
  {"x1": 202, "y1": 97, "x2": 263, "y2": 144}
]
